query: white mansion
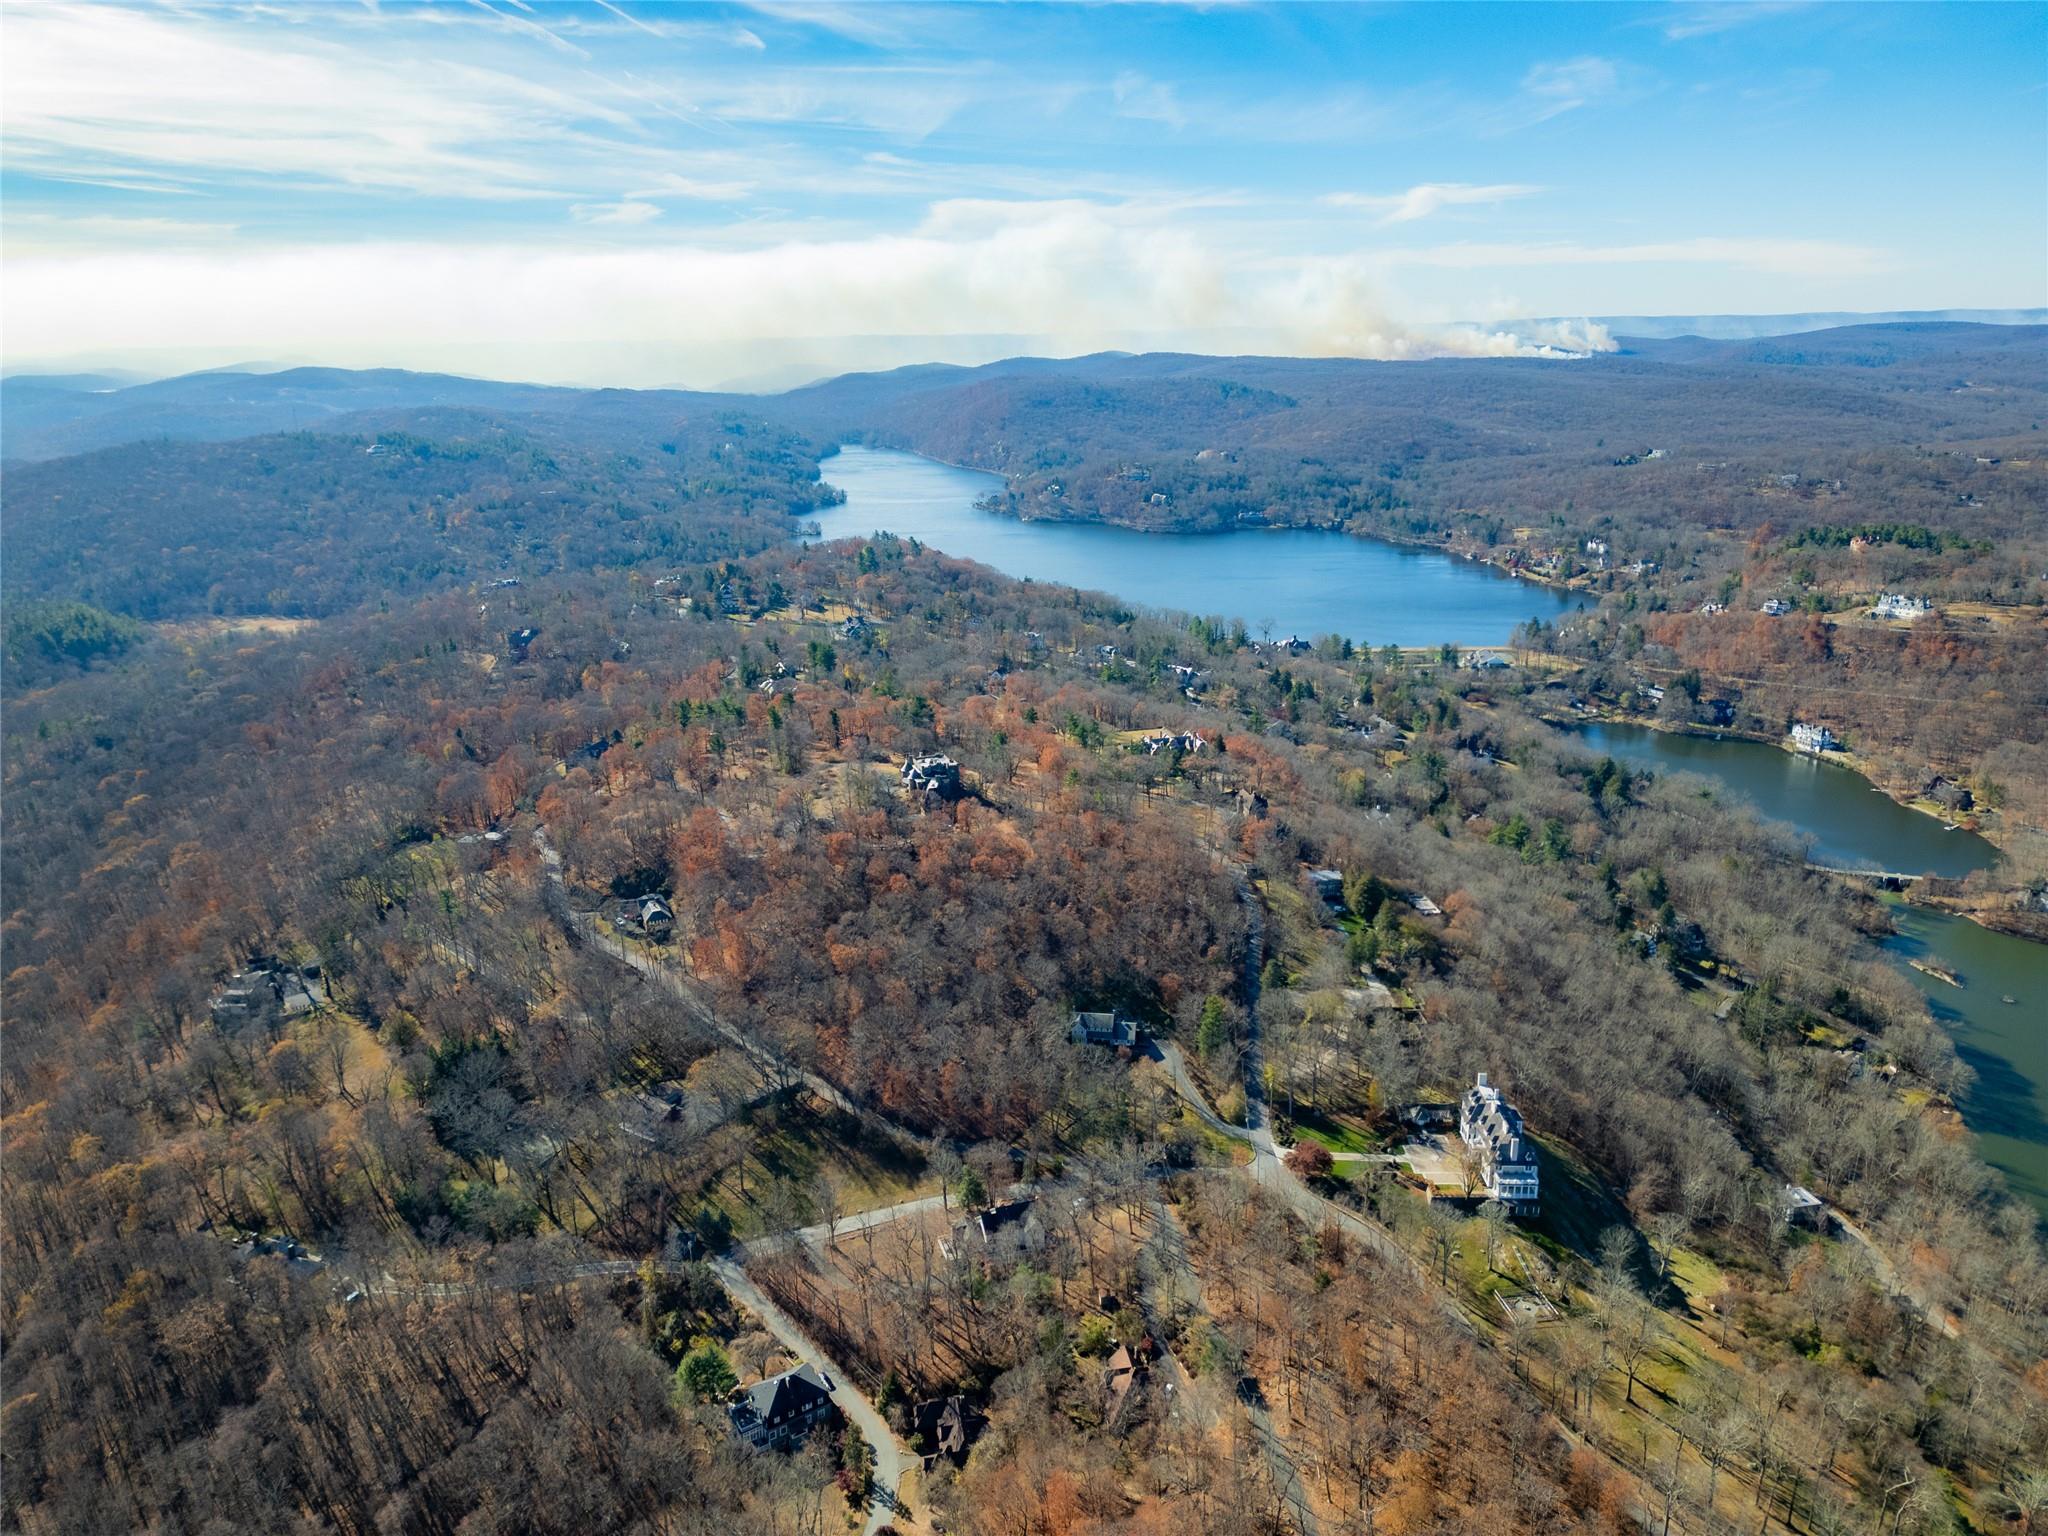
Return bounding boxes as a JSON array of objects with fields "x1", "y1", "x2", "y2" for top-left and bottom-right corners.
[{"x1": 1459, "y1": 1072, "x2": 1541, "y2": 1213}]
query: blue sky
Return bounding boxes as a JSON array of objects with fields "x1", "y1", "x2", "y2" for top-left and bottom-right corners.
[{"x1": 3, "y1": 0, "x2": 2042, "y2": 385}]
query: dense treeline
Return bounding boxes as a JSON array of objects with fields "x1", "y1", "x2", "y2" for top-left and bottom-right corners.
[{"x1": 0, "y1": 411, "x2": 833, "y2": 621}]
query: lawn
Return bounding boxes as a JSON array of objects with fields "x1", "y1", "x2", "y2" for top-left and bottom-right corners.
[
  {"x1": 1287, "y1": 1106, "x2": 1386, "y2": 1155},
  {"x1": 696, "y1": 1094, "x2": 932, "y2": 1241}
]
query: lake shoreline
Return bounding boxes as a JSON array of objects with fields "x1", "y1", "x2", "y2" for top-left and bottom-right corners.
[
  {"x1": 814, "y1": 445, "x2": 1580, "y2": 650},
  {"x1": 1550, "y1": 705, "x2": 2047, "y2": 940},
  {"x1": 931, "y1": 457, "x2": 1587, "y2": 601}
]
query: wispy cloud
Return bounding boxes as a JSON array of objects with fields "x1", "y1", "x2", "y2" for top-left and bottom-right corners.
[
  {"x1": 1518, "y1": 56, "x2": 1623, "y2": 121},
  {"x1": 1324, "y1": 182, "x2": 1543, "y2": 225},
  {"x1": 1112, "y1": 71, "x2": 1186, "y2": 130},
  {"x1": 3, "y1": 211, "x2": 240, "y2": 250},
  {"x1": 570, "y1": 199, "x2": 662, "y2": 225},
  {"x1": 1, "y1": 1, "x2": 624, "y2": 198},
  {"x1": 1660, "y1": 3, "x2": 1813, "y2": 42}
]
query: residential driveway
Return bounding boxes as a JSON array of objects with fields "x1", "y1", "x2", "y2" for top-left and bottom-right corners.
[
  {"x1": 710, "y1": 1254, "x2": 912, "y2": 1536},
  {"x1": 1391, "y1": 1135, "x2": 1467, "y2": 1190}
]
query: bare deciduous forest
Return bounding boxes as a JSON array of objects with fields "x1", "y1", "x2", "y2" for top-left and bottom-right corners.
[{"x1": 3, "y1": 328, "x2": 2045, "y2": 1536}]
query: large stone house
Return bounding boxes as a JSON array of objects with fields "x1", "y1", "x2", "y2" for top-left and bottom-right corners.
[{"x1": 1458, "y1": 1072, "x2": 1540, "y2": 1214}]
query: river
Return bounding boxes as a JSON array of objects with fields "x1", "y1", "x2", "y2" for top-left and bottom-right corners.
[
  {"x1": 816, "y1": 446, "x2": 2047, "y2": 1215},
  {"x1": 812, "y1": 445, "x2": 1581, "y2": 649},
  {"x1": 1573, "y1": 723, "x2": 2046, "y2": 1214}
]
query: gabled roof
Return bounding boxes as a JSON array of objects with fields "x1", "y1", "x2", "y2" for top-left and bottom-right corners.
[{"x1": 730, "y1": 1362, "x2": 832, "y2": 1436}]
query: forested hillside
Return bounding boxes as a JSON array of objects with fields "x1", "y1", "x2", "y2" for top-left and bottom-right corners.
[
  {"x1": 2, "y1": 412, "x2": 834, "y2": 619},
  {"x1": 3, "y1": 325, "x2": 2045, "y2": 1536}
]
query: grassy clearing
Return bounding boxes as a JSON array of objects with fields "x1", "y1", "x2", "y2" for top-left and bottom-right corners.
[
  {"x1": 698, "y1": 1094, "x2": 931, "y2": 1240},
  {"x1": 1288, "y1": 1107, "x2": 1386, "y2": 1155}
]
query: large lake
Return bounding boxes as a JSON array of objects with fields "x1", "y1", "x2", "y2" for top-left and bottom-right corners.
[
  {"x1": 1575, "y1": 723, "x2": 2045, "y2": 1214},
  {"x1": 814, "y1": 445, "x2": 1581, "y2": 649}
]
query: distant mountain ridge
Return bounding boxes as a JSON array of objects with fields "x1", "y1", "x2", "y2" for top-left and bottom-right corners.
[
  {"x1": 3, "y1": 320, "x2": 2043, "y2": 463},
  {"x1": 1586, "y1": 307, "x2": 2047, "y2": 341}
]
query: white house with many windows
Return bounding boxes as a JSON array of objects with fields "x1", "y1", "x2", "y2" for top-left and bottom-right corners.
[{"x1": 1459, "y1": 1073, "x2": 1540, "y2": 1213}]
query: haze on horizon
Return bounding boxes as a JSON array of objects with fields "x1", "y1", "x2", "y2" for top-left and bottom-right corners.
[{"x1": 2, "y1": 0, "x2": 2043, "y2": 390}]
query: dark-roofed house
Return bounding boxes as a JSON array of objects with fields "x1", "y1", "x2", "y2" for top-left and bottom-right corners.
[
  {"x1": 942, "y1": 1198, "x2": 1036, "y2": 1260},
  {"x1": 727, "y1": 1362, "x2": 837, "y2": 1451},
  {"x1": 1103, "y1": 1343, "x2": 1149, "y2": 1425},
  {"x1": 910, "y1": 1395, "x2": 985, "y2": 1468},
  {"x1": 1070, "y1": 1010, "x2": 1141, "y2": 1049},
  {"x1": 637, "y1": 894, "x2": 674, "y2": 937},
  {"x1": 902, "y1": 754, "x2": 963, "y2": 802}
]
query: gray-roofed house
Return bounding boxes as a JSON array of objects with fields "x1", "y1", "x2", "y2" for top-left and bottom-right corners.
[
  {"x1": 1070, "y1": 1010, "x2": 1141, "y2": 1049},
  {"x1": 901, "y1": 754, "x2": 963, "y2": 802},
  {"x1": 727, "y1": 1362, "x2": 837, "y2": 1451},
  {"x1": 1458, "y1": 1072, "x2": 1540, "y2": 1214},
  {"x1": 637, "y1": 894, "x2": 675, "y2": 937}
]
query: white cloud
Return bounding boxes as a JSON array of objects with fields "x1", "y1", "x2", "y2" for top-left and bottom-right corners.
[
  {"x1": 2, "y1": 199, "x2": 1616, "y2": 384},
  {"x1": 0, "y1": 1, "x2": 628, "y2": 198},
  {"x1": 1324, "y1": 182, "x2": 1543, "y2": 225},
  {"x1": 570, "y1": 199, "x2": 663, "y2": 225}
]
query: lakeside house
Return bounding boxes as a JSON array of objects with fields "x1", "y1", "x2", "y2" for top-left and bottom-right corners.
[
  {"x1": 1925, "y1": 775, "x2": 1975, "y2": 812},
  {"x1": 727, "y1": 1363, "x2": 837, "y2": 1451},
  {"x1": 1458, "y1": 1072, "x2": 1540, "y2": 1213},
  {"x1": 1791, "y1": 722, "x2": 1842, "y2": 754}
]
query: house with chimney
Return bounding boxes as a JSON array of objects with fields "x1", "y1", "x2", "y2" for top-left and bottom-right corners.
[
  {"x1": 1790, "y1": 722, "x2": 1841, "y2": 754},
  {"x1": 910, "y1": 1396, "x2": 985, "y2": 1468},
  {"x1": 727, "y1": 1362, "x2": 837, "y2": 1451},
  {"x1": 1070, "y1": 1010, "x2": 1141, "y2": 1049},
  {"x1": 1458, "y1": 1072, "x2": 1540, "y2": 1214}
]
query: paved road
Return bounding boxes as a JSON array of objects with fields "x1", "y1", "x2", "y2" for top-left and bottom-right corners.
[{"x1": 711, "y1": 1254, "x2": 912, "y2": 1536}]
